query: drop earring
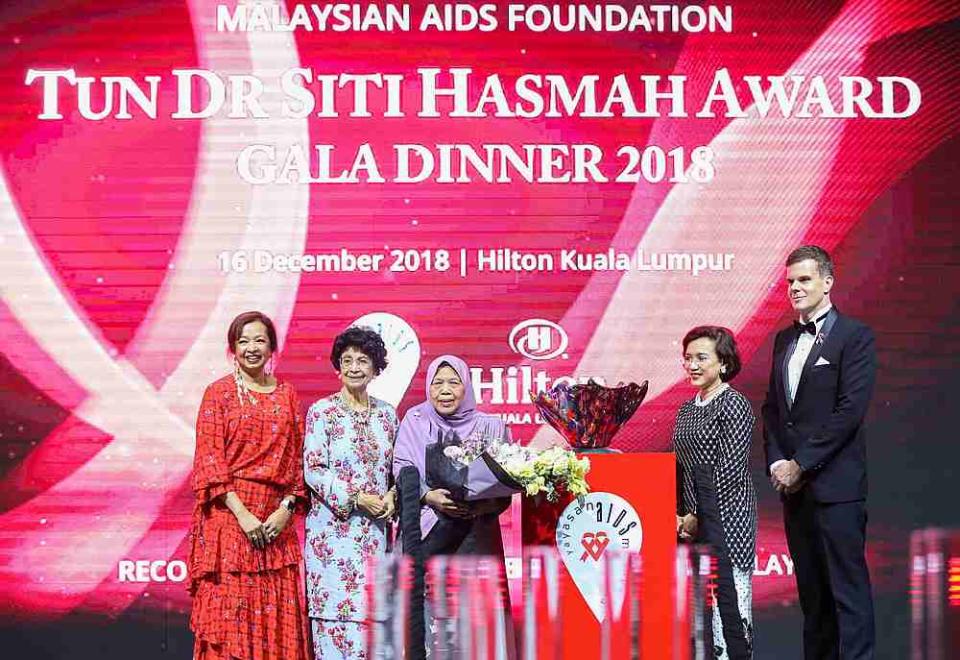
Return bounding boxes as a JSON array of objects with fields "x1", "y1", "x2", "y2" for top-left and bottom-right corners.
[{"x1": 233, "y1": 354, "x2": 255, "y2": 405}]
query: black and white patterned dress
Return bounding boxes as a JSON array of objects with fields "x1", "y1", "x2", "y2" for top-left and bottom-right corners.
[{"x1": 673, "y1": 385, "x2": 757, "y2": 659}]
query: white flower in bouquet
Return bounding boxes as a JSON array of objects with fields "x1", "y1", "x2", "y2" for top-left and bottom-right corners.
[
  {"x1": 503, "y1": 443, "x2": 591, "y2": 502},
  {"x1": 525, "y1": 475, "x2": 548, "y2": 497},
  {"x1": 443, "y1": 445, "x2": 465, "y2": 461},
  {"x1": 441, "y1": 437, "x2": 590, "y2": 501}
]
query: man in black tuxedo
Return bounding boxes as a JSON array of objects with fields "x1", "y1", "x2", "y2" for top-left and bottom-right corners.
[{"x1": 763, "y1": 245, "x2": 876, "y2": 659}]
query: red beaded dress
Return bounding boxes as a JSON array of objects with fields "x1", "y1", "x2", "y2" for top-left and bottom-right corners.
[{"x1": 188, "y1": 375, "x2": 310, "y2": 660}]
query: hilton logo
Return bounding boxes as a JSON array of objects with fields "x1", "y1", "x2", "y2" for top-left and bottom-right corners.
[
  {"x1": 508, "y1": 318, "x2": 568, "y2": 361},
  {"x1": 556, "y1": 492, "x2": 642, "y2": 622}
]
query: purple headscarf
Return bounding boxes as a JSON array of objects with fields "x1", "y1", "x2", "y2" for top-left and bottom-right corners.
[{"x1": 392, "y1": 355, "x2": 508, "y2": 536}]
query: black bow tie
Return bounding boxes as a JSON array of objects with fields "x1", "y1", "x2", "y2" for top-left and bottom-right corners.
[
  {"x1": 794, "y1": 320, "x2": 817, "y2": 335},
  {"x1": 794, "y1": 310, "x2": 831, "y2": 336}
]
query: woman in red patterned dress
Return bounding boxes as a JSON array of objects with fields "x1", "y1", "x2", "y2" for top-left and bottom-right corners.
[{"x1": 188, "y1": 311, "x2": 311, "y2": 660}]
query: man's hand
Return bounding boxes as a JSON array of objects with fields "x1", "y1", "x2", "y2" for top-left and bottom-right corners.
[
  {"x1": 769, "y1": 459, "x2": 786, "y2": 491},
  {"x1": 356, "y1": 492, "x2": 387, "y2": 518},
  {"x1": 262, "y1": 506, "x2": 292, "y2": 543},
  {"x1": 423, "y1": 489, "x2": 471, "y2": 518},
  {"x1": 771, "y1": 459, "x2": 803, "y2": 492}
]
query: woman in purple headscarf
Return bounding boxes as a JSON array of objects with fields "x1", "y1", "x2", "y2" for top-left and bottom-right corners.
[
  {"x1": 393, "y1": 354, "x2": 512, "y2": 555},
  {"x1": 393, "y1": 355, "x2": 516, "y2": 660}
]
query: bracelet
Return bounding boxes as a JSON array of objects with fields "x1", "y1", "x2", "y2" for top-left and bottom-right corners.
[{"x1": 281, "y1": 496, "x2": 296, "y2": 512}]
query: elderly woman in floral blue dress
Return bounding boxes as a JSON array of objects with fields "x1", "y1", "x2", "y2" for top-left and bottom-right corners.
[{"x1": 304, "y1": 327, "x2": 397, "y2": 659}]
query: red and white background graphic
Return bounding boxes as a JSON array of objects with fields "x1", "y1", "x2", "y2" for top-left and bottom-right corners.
[{"x1": 0, "y1": 1, "x2": 958, "y2": 656}]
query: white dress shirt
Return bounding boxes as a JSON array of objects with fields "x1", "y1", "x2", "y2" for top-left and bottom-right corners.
[
  {"x1": 770, "y1": 304, "x2": 832, "y2": 474},
  {"x1": 787, "y1": 304, "x2": 832, "y2": 406}
]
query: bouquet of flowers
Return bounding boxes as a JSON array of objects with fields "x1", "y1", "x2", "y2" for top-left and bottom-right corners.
[
  {"x1": 425, "y1": 431, "x2": 522, "y2": 503},
  {"x1": 444, "y1": 438, "x2": 590, "y2": 503},
  {"x1": 533, "y1": 379, "x2": 649, "y2": 450},
  {"x1": 419, "y1": 430, "x2": 517, "y2": 555},
  {"x1": 420, "y1": 430, "x2": 591, "y2": 555}
]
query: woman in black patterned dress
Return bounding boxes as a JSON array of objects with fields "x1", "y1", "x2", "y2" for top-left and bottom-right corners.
[{"x1": 672, "y1": 326, "x2": 757, "y2": 660}]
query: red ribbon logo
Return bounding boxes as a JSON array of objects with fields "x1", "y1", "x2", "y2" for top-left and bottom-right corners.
[{"x1": 580, "y1": 531, "x2": 610, "y2": 562}]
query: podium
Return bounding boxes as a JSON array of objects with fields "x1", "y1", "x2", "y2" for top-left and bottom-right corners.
[{"x1": 521, "y1": 452, "x2": 677, "y2": 658}]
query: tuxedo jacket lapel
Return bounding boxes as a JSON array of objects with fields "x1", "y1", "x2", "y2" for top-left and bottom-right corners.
[
  {"x1": 780, "y1": 331, "x2": 798, "y2": 411},
  {"x1": 792, "y1": 308, "x2": 840, "y2": 406}
]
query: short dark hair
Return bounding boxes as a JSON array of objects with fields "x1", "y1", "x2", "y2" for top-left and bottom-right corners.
[
  {"x1": 227, "y1": 311, "x2": 277, "y2": 353},
  {"x1": 330, "y1": 326, "x2": 388, "y2": 374},
  {"x1": 786, "y1": 245, "x2": 834, "y2": 278},
  {"x1": 682, "y1": 326, "x2": 742, "y2": 382}
]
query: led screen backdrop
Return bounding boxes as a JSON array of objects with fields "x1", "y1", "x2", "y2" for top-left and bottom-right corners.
[{"x1": 1, "y1": 1, "x2": 958, "y2": 657}]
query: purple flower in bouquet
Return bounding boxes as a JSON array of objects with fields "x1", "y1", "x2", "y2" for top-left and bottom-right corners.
[{"x1": 533, "y1": 380, "x2": 649, "y2": 450}]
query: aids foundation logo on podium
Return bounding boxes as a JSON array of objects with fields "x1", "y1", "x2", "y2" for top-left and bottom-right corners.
[
  {"x1": 555, "y1": 492, "x2": 642, "y2": 621},
  {"x1": 508, "y1": 318, "x2": 569, "y2": 361}
]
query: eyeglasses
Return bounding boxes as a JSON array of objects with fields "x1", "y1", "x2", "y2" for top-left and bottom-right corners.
[
  {"x1": 680, "y1": 356, "x2": 715, "y2": 368},
  {"x1": 340, "y1": 356, "x2": 372, "y2": 369}
]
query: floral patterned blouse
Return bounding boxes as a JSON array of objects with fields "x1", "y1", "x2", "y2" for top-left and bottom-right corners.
[{"x1": 304, "y1": 393, "x2": 397, "y2": 621}]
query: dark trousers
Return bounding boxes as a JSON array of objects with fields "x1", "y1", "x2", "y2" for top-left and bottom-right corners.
[
  {"x1": 783, "y1": 491, "x2": 875, "y2": 660},
  {"x1": 694, "y1": 466, "x2": 751, "y2": 659}
]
